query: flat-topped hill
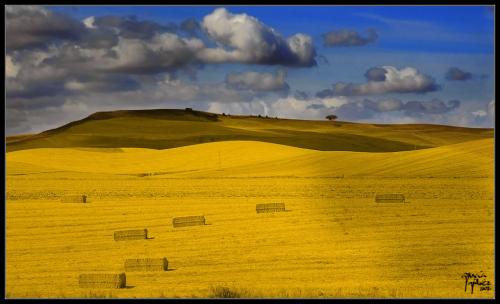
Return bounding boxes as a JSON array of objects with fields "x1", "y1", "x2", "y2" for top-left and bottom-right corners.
[{"x1": 6, "y1": 108, "x2": 493, "y2": 152}]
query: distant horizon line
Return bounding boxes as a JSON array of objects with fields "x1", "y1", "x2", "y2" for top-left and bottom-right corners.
[{"x1": 5, "y1": 106, "x2": 494, "y2": 138}]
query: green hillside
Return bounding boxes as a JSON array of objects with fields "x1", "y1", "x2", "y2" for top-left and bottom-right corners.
[{"x1": 6, "y1": 108, "x2": 494, "y2": 152}]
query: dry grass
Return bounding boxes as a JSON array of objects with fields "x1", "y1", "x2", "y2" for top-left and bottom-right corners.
[
  {"x1": 6, "y1": 108, "x2": 493, "y2": 153},
  {"x1": 79, "y1": 273, "x2": 126, "y2": 289},
  {"x1": 6, "y1": 139, "x2": 494, "y2": 178},
  {"x1": 209, "y1": 286, "x2": 243, "y2": 298},
  {"x1": 375, "y1": 194, "x2": 405, "y2": 203},
  {"x1": 61, "y1": 195, "x2": 87, "y2": 203},
  {"x1": 5, "y1": 140, "x2": 494, "y2": 298},
  {"x1": 124, "y1": 258, "x2": 168, "y2": 272}
]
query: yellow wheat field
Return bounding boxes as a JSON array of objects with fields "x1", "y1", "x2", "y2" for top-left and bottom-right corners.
[{"x1": 6, "y1": 139, "x2": 494, "y2": 298}]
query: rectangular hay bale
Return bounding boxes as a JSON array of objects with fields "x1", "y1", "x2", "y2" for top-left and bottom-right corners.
[
  {"x1": 124, "y1": 257, "x2": 168, "y2": 272},
  {"x1": 375, "y1": 194, "x2": 406, "y2": 203},
  {"x1": 172, "y1": 215, "x2": 206, "y2": 228},
  {"x1": 113, "y1": 229, "x2": 148, "y2": 241},
  {"x1": 256, "y1": 203, "x2": 286, "y2": 213},
  {"x1": 61, "y1": 195, "x2": 87, "y2": 203},
  {"x1": 79, "y1": 272, "x2": 126, "y2": 289}
]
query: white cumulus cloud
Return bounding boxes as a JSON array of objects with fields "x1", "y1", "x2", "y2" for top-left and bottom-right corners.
[
  {"x1": 200, "y1": 8, "x2": 316, "y2": 66},
  {"x1": 317, "y1": 66, "x2": 440, "y2": 97}
]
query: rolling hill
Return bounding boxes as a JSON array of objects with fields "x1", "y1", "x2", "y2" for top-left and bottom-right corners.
[
  {"x1": 5, "y1": 108, "x2": 494, "y2": 153},
  {"x1": 6, "y1": 109, "x2": 494, "y2": 299},
  {"x1": 6, "y1": 138, "x2": 494, "y2": 178}
]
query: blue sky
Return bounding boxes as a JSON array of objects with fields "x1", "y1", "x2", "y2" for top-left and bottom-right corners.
[
  {"x1": 50, "y1": 5, "x2": 494, "y2": 53},
  {"x1": 6, "y1": 5, "x2": 495, "y2": 134}
]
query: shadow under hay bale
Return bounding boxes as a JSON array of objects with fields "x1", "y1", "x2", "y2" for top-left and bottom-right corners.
[
  {"x1": 113, "y1": 229, "x2": 148, "y2": 241},
  {"x1": 375, "y1": 194, "x2": 406, "y2": 203},
  {"x1": 172, "y1": 215, "x2": 206, "y2": 228},
  {"x1": 124, "y1": 257, "x2": 168, "y2": 272},
  {"x1": 61, "y1": 194, "x2": 87, "y2": 203},
  {"x1": 79, "y1": 273, "x2": 126, "y2": 289},
  {"x1": 256, "y1": 203, "x2": 286, "y2": 213}
]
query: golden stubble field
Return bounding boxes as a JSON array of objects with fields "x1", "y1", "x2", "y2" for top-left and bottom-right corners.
[{"x1": 5, "y1": 140, "x2": 495, "y2": 298}]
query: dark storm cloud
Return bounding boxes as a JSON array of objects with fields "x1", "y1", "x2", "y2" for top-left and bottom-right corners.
[
  {"x1": 180, "y1": 18, "x2": 201, "y2": 37},
  {"x1": 294, "y1": 90, "x2": 310, "y2": 100},
  {"x1": 97, "y1": 36, "x2": 205, "y2": 74},
  {"x1": 91, "y1": 15, "x2": 177, "y2": 40},
  {"x1": 225, "y1": 70, "x2": 290, "y2": 93},
  {"x1": 80, "y1": 27, "x2": 119, "y2": 49},
  {"x1": 306, "y1": 103, "x2": 325, "y2": 110},
  {"x1": 402, "y1": 99, "x2": 460, "y2": 117},
  {"x1": 6, "y1": 61, "x2": 69, "y2": 99},
  {"x1": 6, "y1": 5, "x2": 319, "y2": 132},
  {"x1": 6, "y1": 108, "x2": 33, "y2": 135},
  {"x1": 316, "y1": 89, "x2": 335, "y2": 99},
  {"x1": 6, "y1": 5, "x2": 85, "y2": 51},
  {"x1": 445, "y1": 67, "x2": 472, "y2": 81},
  {"x1": 7, "y1": 6, "x2": 319, "y2": 81},
  {"x1": 364, "y1": 67, "x2": 387, "y2": 81},
  {"x1": 6, "y1": 79, "x2": 65, "y2": 99},
  {"x1": 333, "y1": 98, "x2": 460, "y2": 120},
  {"x1": 4, "y1": 6, "x2": 325, "y2": 135},
  {"x1": 6, "y1": 94, "x2": 69, "y2": 110},
  {"x1": 64, "y1": 74, "x2": 142, "y2": 93},
  {"x1": 6, "y1": 69, "x2": 140, "y2": 100},
  {"x1": 316, "y1": 66, "x2": 440, "y2": 97},
  {"x1": 322, "y1": 29, "x2": 378, "y2": 47},
  {"x1": 334, "y1": 98, "x2": 401, "y2": 120}
]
